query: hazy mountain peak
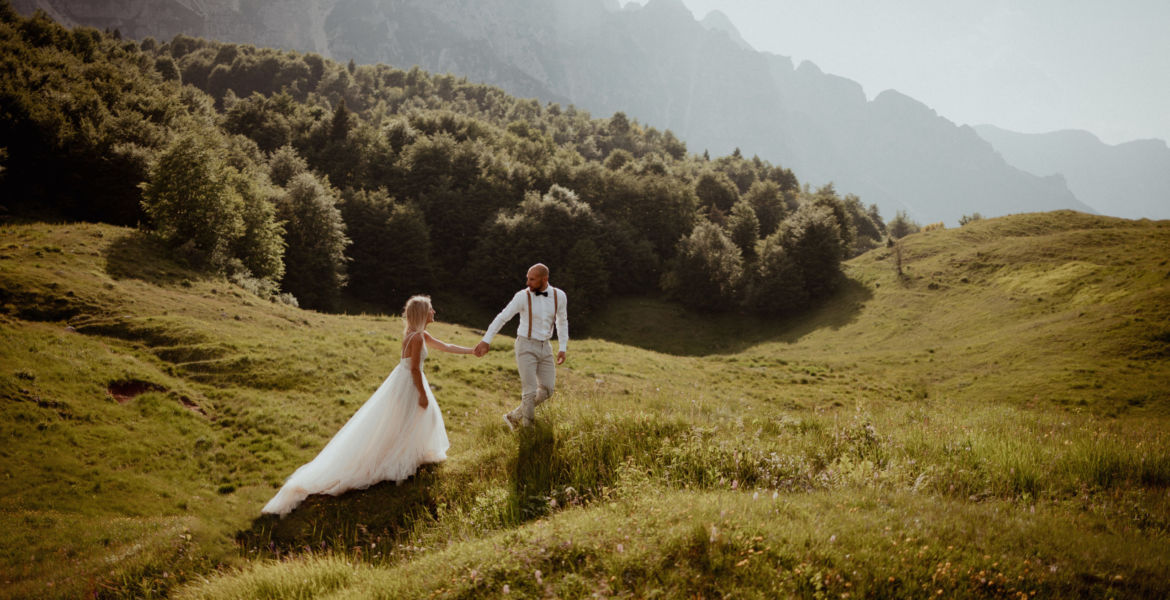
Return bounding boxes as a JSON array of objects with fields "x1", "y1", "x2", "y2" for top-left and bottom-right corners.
[
  {"x1": 872, "y1": 89, "x2": 939, "y2": 118},
  {"x1": 974, "y1": 124, "x2": 1170, "y2": 219},
  {"x1": 795, "y1": 60, "x2": 824, "y2": 75},
  {"x1": 640, "y1": 0, "x2": 692, "y2": 18},
  {"x1": 699, "y1": 10, "x2": 753, "y2": 51}
]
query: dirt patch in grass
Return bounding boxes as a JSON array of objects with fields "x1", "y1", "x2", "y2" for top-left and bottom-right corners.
[
  {"x1": 175, "y1": 393, "x2": 207, "y2": 416},
  {"x1": 107, "y1": 379, "x2": 166, "y2": 404},
  {"x1": 106, "y1": 380, "x2": 208, "y2": 416}
]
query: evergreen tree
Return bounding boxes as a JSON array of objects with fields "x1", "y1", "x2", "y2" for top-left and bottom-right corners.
[
  {"x1": 726, "y1": 199, "x2": 760, "y2": 261},
  {"x1": 340, "y1": 188, "x2": 435, "y2": 310},
  {"x1": 277, "y1": 172, "x2": 350, "y2": 310},
  {"x1": 154, "y1": 55, "x2": 181, "y2": 82},
  {"x1": 267, "y1": 145, "x2": 308, "y2": 187}
]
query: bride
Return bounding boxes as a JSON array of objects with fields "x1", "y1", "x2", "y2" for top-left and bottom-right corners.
[{"x1": 262, "y1": 295, "x2": 476, "y2": 516}]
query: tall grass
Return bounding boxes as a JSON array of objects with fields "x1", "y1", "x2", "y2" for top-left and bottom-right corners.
[{"x1": 3, "y1": 216, "x2": 1169, "y2": 598}]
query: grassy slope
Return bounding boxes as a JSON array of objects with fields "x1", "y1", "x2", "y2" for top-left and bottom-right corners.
[{"x1": 1, "y1": 211, "x2": 1168, "y2": 598}]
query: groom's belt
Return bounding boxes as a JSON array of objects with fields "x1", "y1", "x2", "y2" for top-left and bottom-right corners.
[{"x1": 516, "y1": 335, "x2": 551, "y2": 343}]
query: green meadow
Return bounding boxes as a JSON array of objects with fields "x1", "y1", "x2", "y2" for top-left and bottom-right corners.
[{"x1": 2, "y1": 210, "x2": 1169, "y2": 598}]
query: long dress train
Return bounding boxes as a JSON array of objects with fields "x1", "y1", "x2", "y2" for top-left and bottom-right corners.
[{"x1": 262, "y1": 340, "x2": 448, "y2": 516}]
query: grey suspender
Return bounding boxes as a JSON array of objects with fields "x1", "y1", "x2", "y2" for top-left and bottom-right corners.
[{"x1": 526, "y1": 286, "x2": 558, "y2": 339}]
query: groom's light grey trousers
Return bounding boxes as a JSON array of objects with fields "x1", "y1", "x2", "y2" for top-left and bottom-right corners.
[{"x1": 511, "y1": 336, "x2": 556, "y2": 423}]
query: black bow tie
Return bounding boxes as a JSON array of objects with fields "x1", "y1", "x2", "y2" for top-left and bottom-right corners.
[{"x1": 533, "y1": 290, "x2": 548, "y2": 297}]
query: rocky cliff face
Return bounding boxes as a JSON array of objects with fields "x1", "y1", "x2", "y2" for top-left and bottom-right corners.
[
  {"x1": 18, "y1": 0, "x2": 1102, "y2": 224},
  {"x1": 13, "y1": 0, "x2": 336, "y2": 56}
]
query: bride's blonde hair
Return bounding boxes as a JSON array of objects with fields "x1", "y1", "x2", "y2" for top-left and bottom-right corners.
[{"x1": 402, "y1": 295, "x2": 432, "y2": 336}]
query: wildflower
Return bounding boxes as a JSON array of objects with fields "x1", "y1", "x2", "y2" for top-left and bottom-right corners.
[
  {"x1": 503, "y1": 584, "x2": 510, "y2": 594},
  {"x1": 535, "y1": 570, "x2": 543, "y2": 584},
  {"x1": 753, "y1": 491, "x2": 759, "y2": 500}
]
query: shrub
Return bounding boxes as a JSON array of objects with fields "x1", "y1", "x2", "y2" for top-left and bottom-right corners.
[
  {"x1": 777, "y1": 203, "x2": 844, "y2": 300},
  {"x1": 744, "y1": 180, "x2": 787, "y2": 237},
  {"x1": 230, "y1": 170, "x2": 285, "y2": 282},
  {"x1": 887, "y1": 210, "x2": 920, "y2": 239},
  {"x1": 140, "y1": 133, "x2": 244, "y2": 269},
  {"x1": 745, "y1": 233, "x2": 809, "y2": 314},
  {"x1": 662, "y1": 221, "x2": 744, "y2": 311},
  {"x1": 694, "y1": 171, "x2": 739, "y2": 213}
]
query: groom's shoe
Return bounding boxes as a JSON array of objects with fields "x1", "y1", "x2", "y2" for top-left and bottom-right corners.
[{"x1": 503, "y1": 412, "x2": 520, "y2": 432}]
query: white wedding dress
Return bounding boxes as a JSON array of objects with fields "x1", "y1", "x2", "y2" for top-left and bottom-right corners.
[{"x1": 262, "y1": 336, "x2": 449, "y2": 516}]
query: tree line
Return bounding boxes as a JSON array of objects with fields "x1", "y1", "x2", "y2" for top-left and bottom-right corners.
[{"x1": 0, "y1": 4, "x2": 891, "y2": 326}]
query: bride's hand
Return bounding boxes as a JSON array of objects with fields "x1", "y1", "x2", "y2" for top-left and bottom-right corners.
[{"x1": 418, "y1": 393, "x2": 428, "y2": 409}]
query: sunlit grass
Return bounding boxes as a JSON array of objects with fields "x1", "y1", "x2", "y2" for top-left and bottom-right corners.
[
  {"x1": 2, "y1": 213, "x2": 1169, "y2": 598},
  {"x1": 182, "y1": 488, "x2": 1170, "y2": 599}
]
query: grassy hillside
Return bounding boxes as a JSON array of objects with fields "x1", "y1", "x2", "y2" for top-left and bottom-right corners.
[{"x1": 1, "y1": 211, "x2": 1168, "y2": 598}]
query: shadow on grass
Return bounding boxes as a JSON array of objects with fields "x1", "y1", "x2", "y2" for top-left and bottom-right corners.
[
  {"x1": 587, "y1": 277, "x2": 874, "y2": 356},
  {"x1": 103, "y1": 230, "x2": 199, "y2": 284},
  {"x1": 508, "y1": 421, "x2": 560, "y2": 521},
  {"x1": 236, "y1": 463, "x2": 442, "y2": 559}
]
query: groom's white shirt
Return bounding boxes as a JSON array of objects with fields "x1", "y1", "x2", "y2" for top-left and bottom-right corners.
[{"x1": 482, "y1": 286, "x2": 569, "y2": 352}]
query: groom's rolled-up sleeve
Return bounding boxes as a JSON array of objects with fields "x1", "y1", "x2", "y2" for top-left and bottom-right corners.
[{"x1": 482, "y1": 292, "x2": 524, "y2": 344}]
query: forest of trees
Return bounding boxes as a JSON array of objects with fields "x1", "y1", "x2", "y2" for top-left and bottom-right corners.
[{"x1": 0, "y1": 4, "x2": 889, "y2": 325}]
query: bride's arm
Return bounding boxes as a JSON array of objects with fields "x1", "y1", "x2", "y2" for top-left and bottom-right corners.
[
  {"x1": 408, "y1": 334, "x2": 428, "y2": 408},
  {"x1": 423, "y1": 332, "x2": 475, "y2": 355}
]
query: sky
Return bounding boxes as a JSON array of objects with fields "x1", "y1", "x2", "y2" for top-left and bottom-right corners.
[{"x1": 669, "y1": 0, "x2": 1170, "y2": 145}]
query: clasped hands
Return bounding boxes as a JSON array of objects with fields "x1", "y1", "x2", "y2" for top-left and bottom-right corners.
[{"x1": 472, "y1": 341, "x2": 565, "y2": 364}]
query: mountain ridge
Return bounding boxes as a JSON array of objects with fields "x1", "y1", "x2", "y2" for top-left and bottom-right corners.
[
  {"x1": 974, "y1": 124, "x2": 1170, "y2": 220},
  {"x1": 15, "y1": 0, "x2": 1108, "y2": 224}
]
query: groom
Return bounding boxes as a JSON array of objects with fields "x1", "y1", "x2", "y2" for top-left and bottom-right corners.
[{"x1": 474, "y1": 263, "x2": 568, "y2": 429}]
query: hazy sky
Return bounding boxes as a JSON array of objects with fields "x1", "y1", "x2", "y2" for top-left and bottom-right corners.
[{"x1": 670, "y1": 0, "x2": 1170, "y2": 145}]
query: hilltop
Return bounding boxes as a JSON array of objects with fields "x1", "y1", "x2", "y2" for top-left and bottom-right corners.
[{"x1": 1, "y1": 211, "x2": 1169, "y2": 598}]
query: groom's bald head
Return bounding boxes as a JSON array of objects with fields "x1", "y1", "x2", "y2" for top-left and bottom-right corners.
[{"x1": 527, "y1": 263, "x2": 549, "y2": 291}]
